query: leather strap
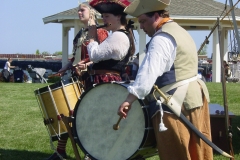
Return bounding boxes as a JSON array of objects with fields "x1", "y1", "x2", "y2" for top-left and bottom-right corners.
[{"x1": 146, "y1": 76, "x2": 198, "y2": 102}]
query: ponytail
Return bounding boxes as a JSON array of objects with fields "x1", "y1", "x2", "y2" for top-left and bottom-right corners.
[{"x1": 125, "y1": 20, "x2": 136, "y2": 56}]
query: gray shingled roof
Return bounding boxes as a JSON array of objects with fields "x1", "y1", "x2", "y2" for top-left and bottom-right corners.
[
  {"x1": 43, "y1": 8, "x2": 78, "y2": 24},
  {"x1": 43, "y1": 0, "x2": 240, "y2": 24},
  {"x1": 168, "y1": 0, "x2": 240, "y2": 16}
]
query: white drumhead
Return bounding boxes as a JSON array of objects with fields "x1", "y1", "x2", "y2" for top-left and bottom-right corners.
[{"x1": 74, "y1": 83, "x2": 145, "y2": 160}]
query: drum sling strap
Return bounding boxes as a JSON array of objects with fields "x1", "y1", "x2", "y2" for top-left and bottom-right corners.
[{"x1": 152, "y1": 76, "x2": 198, "y2": 131}]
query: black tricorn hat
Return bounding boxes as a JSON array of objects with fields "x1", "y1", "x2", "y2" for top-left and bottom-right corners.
[{"x1": 90, "y1": 0, "x2": 131, "y2": 15}]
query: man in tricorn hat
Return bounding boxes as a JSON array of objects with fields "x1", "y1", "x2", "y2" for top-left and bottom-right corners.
[{"x1": 118, "y1": 0, "x2": 213, "y2": 159}]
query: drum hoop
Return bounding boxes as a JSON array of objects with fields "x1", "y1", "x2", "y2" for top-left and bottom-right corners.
[
  {"x1": 72, "y1": 81, "x2": 151, "y2": 160},
  {"x1": 35, "y1": 78, "x2": 79, "y2": 94}
]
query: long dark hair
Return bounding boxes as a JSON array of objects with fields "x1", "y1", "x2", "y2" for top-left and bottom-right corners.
[{"x1": 119, "y1": 14, "x2": 136, "y2": 56}]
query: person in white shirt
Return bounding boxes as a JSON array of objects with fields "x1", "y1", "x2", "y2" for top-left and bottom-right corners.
[
  {"x1": 2, "y1": 58, "x2": 16, "y2": 82},
  {"x1": 4, "y1": 58, "x2": 16, "y2": 71},
  {"x1": 86, "y1": 0, "x2": 135, "y2": 86},
  {"x1": 45, "y1": 2, "x2": 108, "y2": 160},
  {"x1": 118, "y1": 0, "x2": 213, "y2": 160}
]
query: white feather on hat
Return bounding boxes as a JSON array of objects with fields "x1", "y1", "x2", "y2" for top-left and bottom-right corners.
[{"x1": 124, "y1": 0, "x2": 171, "y2": 17}]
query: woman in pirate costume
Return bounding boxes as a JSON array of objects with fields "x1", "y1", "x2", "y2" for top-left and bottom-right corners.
[
  {"x1": 58, "y1": 1, "x2": 108, "y2": 88},
  {"x1": 46, "y1": 2, "x2": 108, "y2": 160},
  {"x1": 85, "y1": 0, "x2": 135, "y2": 87}
]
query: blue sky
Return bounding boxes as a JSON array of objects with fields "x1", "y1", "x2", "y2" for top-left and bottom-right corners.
[{"x1": 0, "y1": 0, "x2": 237, "y2": 57}]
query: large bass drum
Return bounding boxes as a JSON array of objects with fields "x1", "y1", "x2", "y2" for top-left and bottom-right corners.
[{"x1": 73, "y1": 82, "x2": 157, "y2": 160}]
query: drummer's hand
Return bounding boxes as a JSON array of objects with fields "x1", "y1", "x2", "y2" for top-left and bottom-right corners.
[
  {"x1": 118, "y1": 101, "x2": 131, "y2": 119},
  {"x1": 76, "y1": 63, "x2": 87, "y2": 70},
  {"x1": 78, "y1": 61, "x2": 85, "y2": 65},
  {"x1": 118, "y1": 93, "x2": 137, "y2": 119}
]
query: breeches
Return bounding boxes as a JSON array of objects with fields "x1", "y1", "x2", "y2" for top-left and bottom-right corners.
[{"x1": 152, "y1": 95, "x2": 213, "y2": 160}]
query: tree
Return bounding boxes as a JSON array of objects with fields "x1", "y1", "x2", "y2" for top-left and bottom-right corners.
[
  {"x1": 36, "y1": 49, "x2": 40, "y2": 55},
  {"x1": 199, "y1": 45, "x2": 208, "y2": 55}
]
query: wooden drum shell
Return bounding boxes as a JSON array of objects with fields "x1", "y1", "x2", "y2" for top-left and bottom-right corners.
[{"x1": 35, "y1": 77, "x2": 83, "y2": 141}]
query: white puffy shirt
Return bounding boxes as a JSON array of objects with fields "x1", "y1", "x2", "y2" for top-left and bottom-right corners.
[
  {"x1": 87, "y1": 31, "x2": 130, "y2": 63},
  {"x1": 128, "y1": 29, "x2": 177, "y2": 99}
]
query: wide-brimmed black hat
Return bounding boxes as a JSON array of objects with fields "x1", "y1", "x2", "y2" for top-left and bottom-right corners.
[{"x1": 90, "y1": 0, "x2": 131, "y2": 15}]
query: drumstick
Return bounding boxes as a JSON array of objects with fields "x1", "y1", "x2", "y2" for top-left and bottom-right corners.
[
  {"x1": 113, "y1": 107, "x2": 128, "y2": 130},
  {"x1": 48, "y1": 66, "x2": 75, "y2": 78},
  {"x1": 48, "y1": 69, "x2": 68, "y2": 78},
  {"x1": 48, "y1": 73, "x2": 61, "y2": 78}
]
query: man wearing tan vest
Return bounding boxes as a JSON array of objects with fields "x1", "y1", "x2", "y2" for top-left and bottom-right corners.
[{"x1": 118, "y1": 0, "x2": 213, "y2": 159}]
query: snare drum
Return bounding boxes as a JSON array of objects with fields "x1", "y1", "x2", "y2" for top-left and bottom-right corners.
[
  {"x1": 35, "y1": 77, "x2": 83, "y2": 141},
  {"x1": 73, "y1": 82, "x2": 157, "y2": 160}
]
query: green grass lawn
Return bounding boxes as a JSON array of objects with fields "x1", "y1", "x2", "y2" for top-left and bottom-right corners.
[{"x1": 0, "y1": 82, "x2": 239, "y2": 160}]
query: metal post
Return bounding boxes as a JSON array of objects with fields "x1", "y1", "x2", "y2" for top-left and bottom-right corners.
[{"x1": 229, "y1": 0, "x2": 240, "y2": 53}]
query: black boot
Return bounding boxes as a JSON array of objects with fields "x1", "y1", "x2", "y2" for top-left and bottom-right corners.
[{"x1": 44, "y1": 152, "x2": 67, "y2": 160}]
